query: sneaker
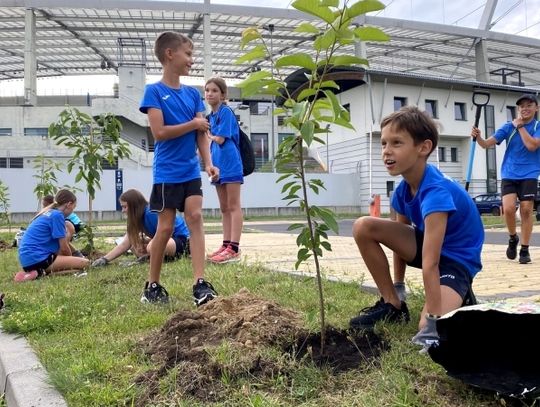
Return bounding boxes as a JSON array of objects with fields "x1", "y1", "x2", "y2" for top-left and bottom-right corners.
[
  {"x1": 140, "y1": 281, "x2": 169, "y2": 304},
  {"x1": 206, "y1": 245, "x2": 226, "y2": 260},
  {"x1": 193, "y1": 278, "x2": 217, "y2": 307},
  {"x1": 506, "y1": 235, "x2": 519, "y2": 260},
  {"x1": 210, "y1": 246, "x2": 241, "y2": 264},
  {"x1": 349, "y1": 298, "x2": 410, "y2": 330},
  {"x1": 14, "y1": 270, "x2": 39, "y2": 283},
  {"x1": 519, "y1": 249, "x2": 531, "y2": 264}
]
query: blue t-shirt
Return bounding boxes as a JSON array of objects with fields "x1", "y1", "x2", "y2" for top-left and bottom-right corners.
[
  {"x1": 392, "y1": 164, "x2": 484, "y2": 278},
  {"x1": 142, "y1": 207, "x2": 189, "y2": 238},
  {"x1": 209, "y1": 104, "x2": 243, "y2": 182},
  {"x1": 139, "y1": 81, "x2": 206, "y2": 183},
  {"x1": 493, "y1": 120, "x2": 540, "y2": 179},
  {"x1": 18, "y1": 209, "x2": 66, "y2": 267}
]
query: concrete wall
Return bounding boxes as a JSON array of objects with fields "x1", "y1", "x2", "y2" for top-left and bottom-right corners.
[{"x1": 0, "y1": 168, "x2": 361, "y2": 222}]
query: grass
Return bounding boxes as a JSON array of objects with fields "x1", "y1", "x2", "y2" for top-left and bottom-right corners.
[{"x1": 0, "y1": 224, "x2": 524, "y2": 407}]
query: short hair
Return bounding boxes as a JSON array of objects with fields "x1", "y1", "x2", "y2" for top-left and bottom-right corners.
[
  {"x1": 42, "y1": 194, "x2": 54, "y2": 207},
  {"x1": 154, "y1": 31, "x2": 193, "y2": 64},
  {"x1": 380, "y1": 106, "x2": 438, "y2": 154},
  {"x1": 205, "y1": 76, "x2": 228, "y2": 99}
]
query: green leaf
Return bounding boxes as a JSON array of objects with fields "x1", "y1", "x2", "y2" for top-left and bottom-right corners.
[
  {"x1": 323, "y1": 90, "x2": 341, "y2": 118},
  {"x1": 287, "y1": 223, "x2": 305, "y2": 231},
  {"x1": 235, "y1": 45, "x2": 267, "y2": 64},
  {"x1": 332, "y1": 55, "x2": 369, "y2": 66},
  {"x1": 240, "y1": 27, "x2": 262, "y2": 49},
  {"x1": 294, "y1": 23, "x2": 320, "y2": 34},
  {"x1": 300, "y1": 121, "x2": 315, "y2": 145},
  {"x1": 334, "y1": 116, "x2": 356, "y2": 130},
  {"x1": 275, "y1": 53, "x2": 317, "y2": 71},
  {"x1": 317, "y1": 80, "x2": 340, "y2": 90},
  {"x1": 292, "y1": 0, "x2": 335, "y2": 24},
  {"x1": 353, "y1": 26, "x2": 390, "y2": 42},
  {"x1": 347, "y1": 0, "x2": 385, "y2": 19},
  {"x1": 314, "y1": 28, "x2": 336, "y2": 51},
  {"x1": 317, "y1": 206, "x2": 339, "y2": 233},
  {"x1": 296, "y1": 88, "x2": 318, "y2": 102}
]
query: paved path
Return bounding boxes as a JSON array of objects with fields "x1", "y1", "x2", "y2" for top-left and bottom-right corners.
[{"x1": 209, "y1": 221, "x2": 540, "y2": 302}]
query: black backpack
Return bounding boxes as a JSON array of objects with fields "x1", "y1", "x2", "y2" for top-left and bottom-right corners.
[{"x1": 208, "y1": 107, "x2": 255, "y2": 176}]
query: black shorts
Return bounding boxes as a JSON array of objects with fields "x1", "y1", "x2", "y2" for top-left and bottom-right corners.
[
  {"x1": 149, "y1": 179, "x2": 203, "y2": 213},
  {"x1": 406, "y1": 228, "x2": 474, "y2": 302},
  {"x1": 65, "y1": 219, "x2": 83, "y2": 234},
  {"x1": 501, "y1": 179, "x2": 537, "y2": 201},
  {"x1": 164, "y1": 235, "x2": 190, "y2": 262},
  {"x1": 23, "y1": 253, "x2": 57, "y2": 276}
]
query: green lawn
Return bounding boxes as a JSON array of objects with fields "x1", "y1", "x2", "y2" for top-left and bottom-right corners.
[{"x1": 0, "y1": 224, "x2": 513, "y2": 406}]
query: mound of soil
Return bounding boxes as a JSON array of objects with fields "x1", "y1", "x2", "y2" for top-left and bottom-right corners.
[
  {"x1": 0, "y1": 239, "x2": 11, "y2": 251},
  {"x1": 136, "y1": 288, "x2": 387, "y2": 405}
]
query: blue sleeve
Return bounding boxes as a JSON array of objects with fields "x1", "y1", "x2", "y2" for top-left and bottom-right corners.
[
  {"x1": 420, "y1": 186, "x2": 457, "y2": 218},
  {"x1": 214, "y1": 107, "x2": 237, "y2": 141},
  {"x1": 493, "y1": 122, "x2": 513, "y2": 145},
  {"x1": 139, "y1": 84, "x2": 161, "y2": 114},
  {"x1": 51, "y1": 211, "x2": 67, "y2": 239},
  {"x1": 532, "y1": 121, "x2": 540, "y2": 138}
]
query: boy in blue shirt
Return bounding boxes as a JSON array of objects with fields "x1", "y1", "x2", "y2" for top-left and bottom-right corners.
[
  {"x1": 472, "y1": 93, "x2": 540, "y2": 264},
  {"x1": 139, "y1": 31, "x2": 219, "y2": 305},
  {"x1": 349, "y1": 106, "x2": 484, "y2": 347}
]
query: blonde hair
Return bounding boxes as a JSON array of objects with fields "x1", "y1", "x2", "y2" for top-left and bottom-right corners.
[
  {"x1": 154, "y1": 31, "x2": 193, "y2": 63},
  {"x1": 119, "y1": 189, "x2": 148, "y2": 251},
  {"x1": 33, "y1": 189, "x2": 76, "y2": 221}
]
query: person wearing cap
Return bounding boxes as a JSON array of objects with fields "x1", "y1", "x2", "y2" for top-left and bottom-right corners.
[{"x1": 471, "y1": 93, "x2": 540, "y2": 264}]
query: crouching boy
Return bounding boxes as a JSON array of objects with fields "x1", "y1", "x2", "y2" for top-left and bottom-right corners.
[{"x1": 349, "y1": 106, "x2": 484, "y2": 346}]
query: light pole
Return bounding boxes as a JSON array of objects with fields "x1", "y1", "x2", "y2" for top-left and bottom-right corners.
[{"x1": 264, "y1": 23, "x2": 275, "y2": 171}]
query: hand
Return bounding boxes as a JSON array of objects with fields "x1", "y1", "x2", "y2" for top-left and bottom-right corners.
[
  {"x1": 411, "y1": 314, "x2": 439, "y2": 348},
  {"x1": 206, "y1": 165, "x2": 219, "y2": 182},
  {"x1": 91, "y1": 257, "x2": 109, "y2": 267},
  {"x1": 193, "y1": 117, "x2": 210, "y2": 132},
  {"x1": 471, "y1": 127, "x2": 481, "y2": 140}
]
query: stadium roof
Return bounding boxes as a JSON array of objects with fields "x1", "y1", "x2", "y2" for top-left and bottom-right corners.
[{"x1": 2, "y1": 0, "x2": 540, "y2": 89}]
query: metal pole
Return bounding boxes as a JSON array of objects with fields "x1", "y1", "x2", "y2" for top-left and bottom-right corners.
[{"x1": 268, "y1": 24, "x2": 275, "y2": 172}]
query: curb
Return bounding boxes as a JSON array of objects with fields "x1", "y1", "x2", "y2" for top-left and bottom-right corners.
[{"x1": 0, "y1": 328, "x2": 67, "y2": 407}]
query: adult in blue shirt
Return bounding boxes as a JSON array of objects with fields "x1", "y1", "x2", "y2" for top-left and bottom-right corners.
[
  {"x1": 472, "y1": 93, "x2": 540, "y2": 264},
  {"x1": 349, "y1": 106, "x2": 484, "y2": 348},
  {"x1": 92, "y1": 189, "x2": 189, "y2": 267}
]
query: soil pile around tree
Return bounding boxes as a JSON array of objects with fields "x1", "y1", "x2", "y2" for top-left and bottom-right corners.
[{"x1": 135, "y1": 288, "x2": 387, "y2": 405}]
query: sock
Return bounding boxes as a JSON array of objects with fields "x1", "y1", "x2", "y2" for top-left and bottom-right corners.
[
  {"x1": 230, "y1": 242, "x2": 239, "y2": 253},
  {"x1": 222, "y1": 240, "x2": 231, "y2": 248},
  {"x1": 510, "y1": 234, "x2": 518, "y2": 241},
  {"x1": 394, "y1": 282, "x2": 406, "y2": 302},
  {"x1": 521, "y1": 245, "x2": 529, "y2": 252}
]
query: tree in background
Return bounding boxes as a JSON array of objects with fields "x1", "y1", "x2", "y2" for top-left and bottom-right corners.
[
  {"x1": 48, "y1": 107, "x2": 131, "y2": 254},
  {"x1": 0, "y1": 180, "x2": 11, "y2": 232},
  {"x1": 236, "y1": 0, "x2": 388, "y2": 346}
]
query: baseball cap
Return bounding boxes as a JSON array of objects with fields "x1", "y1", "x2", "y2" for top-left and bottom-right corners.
[{"x1": 516, "y1": 94, "x2": 538, "y2": 105}]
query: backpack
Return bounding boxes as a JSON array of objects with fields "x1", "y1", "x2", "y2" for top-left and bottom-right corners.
[{"x1": 208, "y1": 107, "x2": 256, "y2": 176}]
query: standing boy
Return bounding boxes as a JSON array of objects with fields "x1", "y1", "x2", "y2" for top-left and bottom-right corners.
[
  {"x1": 472, "y1": 93, "x2": 540, "y2": 264},
  {"x1": 349, "y1": 106, "x2": 484, "y2": 347},
  {"x1": 139, "y1": 31, "x2": 219, "y2": 305}
]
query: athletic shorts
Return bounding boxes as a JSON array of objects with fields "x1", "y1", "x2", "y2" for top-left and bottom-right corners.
[
  {"x1": 23, "y1": 253, "x2": 57, "y2": 276},
  {"x1": 501, "y1": 179, "x2": 537, "y2": 201},
  {"x1": 164, "y1": 236, "x2": 190, "y2": 262},
  {"x1": 407, "y1": 228, "x2": 473, "y2": 302},
  {"x1": 149, "y1": 179, "x2": 202, "y2": 213}
]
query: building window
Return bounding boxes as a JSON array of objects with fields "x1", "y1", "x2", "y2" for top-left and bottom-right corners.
[
  {"x1": 506, "y1": 106, "x2": 516, "y2": 121},
  {"x1": 24, "y1": 127, "x2": 48, "y2": 137},
  {"x1": 9, "y1": 157, "x2": 23, "y2": 168},
  {"x1": 394, "y1": 97, "x2": 407, "y2": 111},
  {"x1": 101, "y1": 158, "x2": 118, "y2": 170},
  {"x1": 0, "y1": 128, "x2": 12, "y2": 136},
  {"x1": 438, "y1": 146, "x2": 446, "y2": 162},
  {"x1": 454, "y1": 102, "x2": 466, "y2": 121},
  {"x1": 450, "y1": 147, "x2": 458, "y2": 162},
  {"x1": 0, "y1": 157, "x2": 23, "y2": 168},
  {"x1": 425, "y1": 99, "x2": 438, "y2": 118},
  {"x1": 277, "y1": 116, "x2": 286, "y2": 126}
]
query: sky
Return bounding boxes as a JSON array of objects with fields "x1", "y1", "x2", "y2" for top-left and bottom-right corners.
[{"x1": 1, "y1": 0, "x2": 540, "y2": 96}]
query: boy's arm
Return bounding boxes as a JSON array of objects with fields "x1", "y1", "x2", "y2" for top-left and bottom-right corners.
[
  {"x1": 471, "y1": 127, "x2": 497, "y2": 148},
  {"x1": 196, "y1": 112, "x2": 219, "y2": 180},
  {"x1": 147, "y1": 108, "x2": 209, "y2": 141},
  {"x1": 514, "y1": 118, "x2": 540, "y2": 151},
  {"x1": 422, "y1": 211, "x2": 448, "y2": 316},
  {"x1": 393, "y1": 213, "x2": 410, "y2": 283}
]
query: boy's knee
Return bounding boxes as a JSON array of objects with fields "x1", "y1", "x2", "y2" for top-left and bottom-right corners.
[
  {"x1": 352, "y1": 216, "x2": 376, "y2": 238},
  {"x1": 185, "y1": 210, "x2": 202, "y2": 225},
  {"x1": 157, "y1": 224, "x2": 174, "y2": 237}
]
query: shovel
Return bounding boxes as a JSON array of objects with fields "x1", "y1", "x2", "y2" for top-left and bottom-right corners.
[{"x1": 465, "y1": 90, "x2": 490, "y2": 191}]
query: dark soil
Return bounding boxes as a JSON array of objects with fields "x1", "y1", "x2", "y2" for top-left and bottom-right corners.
[
  {"x1": 135, "y1": 289, "x2": 387, "y2": 405},
  {"x1": 0, "y1": 239, "x2": 11, "y2": 251}
]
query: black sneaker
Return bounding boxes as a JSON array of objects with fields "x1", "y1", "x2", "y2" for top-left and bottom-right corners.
[
  {"x1": 349, "y1": 298, "x2": 410, "y2": 330},
  {"x1": 519, "y1": 249, "x2": 531, "y2": 264},
  {"x1": 140, "y1": 281, "x2": 169, "y2": 304},
  {"x1": 506, "y1": 235, "x2": 519, "y2": 260},
  {"x1": 193, "y1": 278, "x2": 217, "y2": 307}
]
